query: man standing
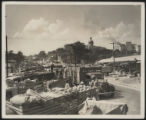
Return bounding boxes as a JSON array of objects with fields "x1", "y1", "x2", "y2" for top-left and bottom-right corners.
[
  {"x1": 94, "y1": 78, "x2": 99, "y2": 87},
  {"x1": 50, "y1": 62, "x2": 54, "y2": 73},
  {"x1": 46, "y1": 80, "x2": 52, "y2": 91}
]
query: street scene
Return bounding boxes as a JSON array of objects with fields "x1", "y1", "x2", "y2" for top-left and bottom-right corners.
[{"x1": 2, "y1": 2, "x2": 144, "y2": 118}]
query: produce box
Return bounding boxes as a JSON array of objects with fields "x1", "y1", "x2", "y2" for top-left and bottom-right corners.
[{"x1": 7, "y1": 87, "x2": 98, "y2": 115}]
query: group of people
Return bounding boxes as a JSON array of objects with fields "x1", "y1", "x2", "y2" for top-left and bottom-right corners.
[
  {"x1": 89, "y1": 78, "x2": 99, "y2": 88},
  {"x1": 64, "y1": 77, "x2": 100, "y2": 91}
]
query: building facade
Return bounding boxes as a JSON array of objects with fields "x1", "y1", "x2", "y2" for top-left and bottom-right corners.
[{"x1": 114, "y1": 42, "x2": 141, "y2": 55}]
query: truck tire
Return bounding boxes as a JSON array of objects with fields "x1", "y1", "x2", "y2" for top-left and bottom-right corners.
[{"x1": 109, "y1": 84, "x2": 115, "y2": 97}]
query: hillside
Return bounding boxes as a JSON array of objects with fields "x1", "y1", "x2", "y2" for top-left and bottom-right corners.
[{"x1": 47, "y1": 41, "x2": 113, "y2": 64}]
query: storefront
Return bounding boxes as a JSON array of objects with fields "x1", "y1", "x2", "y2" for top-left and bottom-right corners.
[{"x1": 97, "y1": 55, "x2": 141, "y2": 76}]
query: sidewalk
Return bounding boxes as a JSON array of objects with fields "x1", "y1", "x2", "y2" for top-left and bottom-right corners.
[{"x1": 105, "y1": 76, "x2": 140, "y2": 91}]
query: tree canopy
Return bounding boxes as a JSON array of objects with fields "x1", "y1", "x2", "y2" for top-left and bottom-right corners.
[
  {"x1": 38, "y1": 51, "x2": 47, "y2": 60},
  {"x1": 7, "y1": 50, "x2": 25, "y2": 66}
]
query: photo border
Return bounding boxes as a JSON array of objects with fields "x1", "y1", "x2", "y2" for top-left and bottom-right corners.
[{"x1": 1, "y1": 1, "x2": 145, "y2": 119}]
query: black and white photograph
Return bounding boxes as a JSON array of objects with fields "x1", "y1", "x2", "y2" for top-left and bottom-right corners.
[{"x1": 1, "y1": 1, "x2": 145, "y2": 119}]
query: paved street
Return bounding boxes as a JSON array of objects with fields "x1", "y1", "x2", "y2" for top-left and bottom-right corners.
[
  {"x1": 105, "y1": 76, "x2": 140, "y2": 91},
  {"x1": 104, "y1": 85, "x2": 140, "y2": 115}
]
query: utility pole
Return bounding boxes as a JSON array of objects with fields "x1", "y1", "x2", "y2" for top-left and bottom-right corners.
[
  {"x1": 73, "y1": 46, "x2": 77, "y2": 67},
  {"x1": 5, "y1": 15, "x2": 8, "y2": 77},
  {"x1": 71, "y1": 45, "x2": 76, "y2": 67},
  {"x1": 110, "y1": 42, "x2": 115, "y2": 72},
  {"x1": 6, "y1": 35, "x2": 8, "y2": 77},
  {"x1": 56, "y1": 52, "x2": 57, "y2": 62}
]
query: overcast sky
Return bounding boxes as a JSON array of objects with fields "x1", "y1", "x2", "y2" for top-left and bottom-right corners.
[{"x1": 6, "y1": 4, "x2": 141, "y2": 56}]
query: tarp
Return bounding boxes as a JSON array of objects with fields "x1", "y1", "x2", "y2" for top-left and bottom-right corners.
[
  {"x1": 97, "y1": 55, "x2": 140, "y2": 63},
  {"x1": 78, "y1": 98, "x2": 128, "y2": 115},
  {"x1": 7, "y1": 76, "x2": 21, "y2": 81}
]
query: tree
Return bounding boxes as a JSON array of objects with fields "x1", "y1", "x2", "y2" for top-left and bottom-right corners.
[
  {"x1": 16, "y1": 51, "x2": 24, "y2": 65},
  {"x1": 56, "y1": 48, "x2": 65, "y2": 54},
  {"x1": 8, "y1": 50, "x2": 15, "y2": 60},
  {"x1": 38, "y1": 51, "x2": 47, "y2": 60},
  {"x1": 64, "y1": 41, "x2": 89, "y2": 64}
]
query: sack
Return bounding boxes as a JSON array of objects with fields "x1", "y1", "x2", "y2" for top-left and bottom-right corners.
[
  {"x1": 26, "y1": 89, "x2": 41, "y2": 97},
  {"x1": 10, "y1": 94, "x2": 26, "y2": 105},
  {"x1": 65, "y1": 83, "x2": 70, "y2": 89},
  {"x1": 78, "y1": 99, "x2": 102, "y2": 115},
  {"x1": 6, "y1": 79, "x2": 14, "y2": 87},
  {"x1": 78, "y1": 99, "x2": 128, "y2": 115}
]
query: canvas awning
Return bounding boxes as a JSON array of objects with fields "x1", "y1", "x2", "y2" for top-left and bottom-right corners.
[{"x1": 97, "y1": 55, "x2": 140, "y2": 63}]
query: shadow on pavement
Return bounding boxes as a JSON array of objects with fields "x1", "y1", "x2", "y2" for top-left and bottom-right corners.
[{"x1": 101, "y1": 90, "x2": 124, "y2": 100}]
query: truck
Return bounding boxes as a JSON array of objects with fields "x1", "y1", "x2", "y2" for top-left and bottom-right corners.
[{"x1": 64, "y1": 65, "x2": 115, "y2": 98}]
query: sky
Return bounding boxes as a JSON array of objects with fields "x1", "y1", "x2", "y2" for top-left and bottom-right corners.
[{"x1": 6, "y1": 4, "x2": 141, "y2": 56}]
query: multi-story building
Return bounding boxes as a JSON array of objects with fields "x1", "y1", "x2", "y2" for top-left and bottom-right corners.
[
  {"x1": 134, "y1": 44, "x2": 141, "y2": 54},
  {"x1": 125, "y1": 42, "x2": 136, "y2": 54},
  {"x1": 114, "y1": 42, "x2": 141, "y2": 55},
  {"x1": 114, "y1": 43, "x2": 122, "y2": 51},
  {"x1": 120, "y1": 44, "x2": 127, "y2": 53}
]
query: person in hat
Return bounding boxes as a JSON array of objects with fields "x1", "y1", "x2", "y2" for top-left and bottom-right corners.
[
  {"x1": 79, "y1": 81, "x2": 85, "y2": 91},
  {"x1": 50, "y1": 63, "x2": 54, "y2": 73},
  {"x1": 94, "y1": 78, "x2": 99, "y2": 87},
  {"x1": 65, "y1": 82, "x2": 70, "y2": 90},
  {"x1": 46, "y1": 81, "x2": 52, "y2": 91},
  {"x1": 80, "y1": 81, "x2": 84, "y2": 85},
  {"x1": 65, "y1": 77, "x2": 71, "y2": 90}
]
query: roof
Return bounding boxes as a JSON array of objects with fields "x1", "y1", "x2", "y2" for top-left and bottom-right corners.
[
  {"x1": 7, "y1": 75, "x2": 21, "y2": 80},
  {"x1": 97, "y1": 55, "x2": 140, "y2": 63},
  {"x1": 8, "y1": 60, "x2": 16, "y2": 63}
]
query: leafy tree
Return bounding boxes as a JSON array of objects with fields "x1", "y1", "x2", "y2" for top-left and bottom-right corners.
[
  {"x1": 38, "y1": 51, "x2": 47, "y2": 60},
  {"x1": 8, "y1": 50, "x2": 15, "y2": 60},
  {"x1": 64, "y1": 41, "x2": 90, "y2": 64},
  {"x1": 7, "y1": 50, "x2": 25, "y2": 63},
  {"x1": 16, "y1": 51, "x2": 24, "y2": 65},
  {"x1": 7, "y1": 50, "x2": 25, "y2": 71}
]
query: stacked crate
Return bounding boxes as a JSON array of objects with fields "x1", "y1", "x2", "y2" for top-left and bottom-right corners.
[
  {"x1": 22, "y1": 101, "x2": 65, "y2": 114},
  {"x1": 7, "y1": 88, "x2": 99, "y2": 114},
  {"x1": 65, "y1": 99, "x2": 79, "y2": 114}
]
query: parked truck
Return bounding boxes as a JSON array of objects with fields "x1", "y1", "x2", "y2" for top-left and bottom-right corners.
[{"x1": 64, "y1": 65, "x2": 115, "y2": 98}]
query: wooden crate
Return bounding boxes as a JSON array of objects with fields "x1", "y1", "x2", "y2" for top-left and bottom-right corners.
[{"x1": 6, "y1": 88, "x2": 99, "y2": 115}]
